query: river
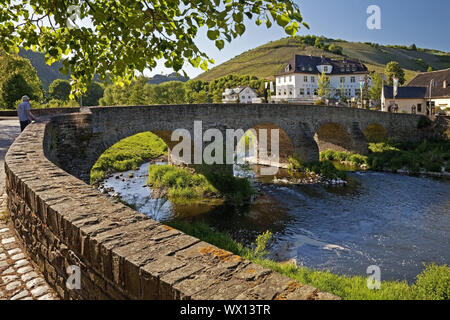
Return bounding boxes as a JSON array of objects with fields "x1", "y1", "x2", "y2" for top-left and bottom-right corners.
[{"x1": 99, "y1": 162, "x2": 450, "y2": 283}]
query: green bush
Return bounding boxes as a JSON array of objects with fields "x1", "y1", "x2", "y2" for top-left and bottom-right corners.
[
  {"x1": 414, "y1": 264, "x2": 450, "y2": 300},
  {"x1": 289, "y1": 156, "x2": 347, "y2": 180}
]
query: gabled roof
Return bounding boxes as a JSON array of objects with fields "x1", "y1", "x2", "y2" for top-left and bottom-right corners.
[
  {"x1": 383, "y1": 85, "x2": 427, "y2": 99},
  {"x1": 407, "y1": 68, "x2": 450, "y2": 98},
  {"x1": 277, "y1": 54, "x2": 368, "y2": 76}
]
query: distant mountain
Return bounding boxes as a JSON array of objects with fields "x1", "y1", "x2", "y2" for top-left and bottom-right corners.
[
  {"x1": 148, "y1": 72, "x2": 189, "y2": 84},
  {"x1": 18, "y1": 48, "x2": 70, "y2": 90},
  {"x1": 195, "y1": 36, "x2": 450, "y2": 82}
]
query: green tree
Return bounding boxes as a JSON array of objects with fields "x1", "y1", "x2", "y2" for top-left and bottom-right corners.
[
  {"x1": 427, "y1": 66, "x2": 434, "y2": 72},
  {"x1": 317, "y1": 71, "x2": 332, "y2": 99},
  {"x1": 150, "y1": 81, "x2": 186, "y2": 105},
  {"x1": 369, "y1": 72, "x2": 383, "y2": 105},
  {"x1": 49, "y1": 79, "x2": 71, "y2": 101},
  {"x1": 385, "y1": 61, "x2": 406, "y2": 86},
  {"x1": 328, "y1": 44, "x2": 343, "y2": 55},
  {"x1": 81, "y1": 82, "x2": 104, "y2": 106},
  {"x1": 1, "y1": 73, "x2": 35, "y2": 109},
  {"x1": 0, "y1": 51, "x2": 43, "y2": 104},
  {"x1": 0, "y1": 0, "x2": 307, "y2": 95}
]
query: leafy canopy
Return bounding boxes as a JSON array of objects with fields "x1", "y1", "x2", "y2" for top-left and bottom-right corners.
[{"x1": 0, "y1": 0, "x2": 307, "y2": 96}]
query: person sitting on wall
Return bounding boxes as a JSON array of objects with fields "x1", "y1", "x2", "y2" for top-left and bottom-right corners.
[{"x1": 17, "y1": 95, "x2": 39, "y2": 132}]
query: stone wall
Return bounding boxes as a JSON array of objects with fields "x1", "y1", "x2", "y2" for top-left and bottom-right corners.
[{"x1": 4, "y1": 112, "x2": 340, "y2": 300}]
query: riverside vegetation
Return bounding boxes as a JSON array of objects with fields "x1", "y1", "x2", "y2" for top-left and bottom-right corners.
[
  {"x1": 320, "y1": 140, "x2": 450, "y2": 174},
  {"x1": 168, "y1": 221, "x2": 450, "y2": 300}
]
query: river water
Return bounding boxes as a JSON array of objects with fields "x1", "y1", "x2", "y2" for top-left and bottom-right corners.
[{"x1": 100, "y1": 162, "x2": 450, "y2": 282}]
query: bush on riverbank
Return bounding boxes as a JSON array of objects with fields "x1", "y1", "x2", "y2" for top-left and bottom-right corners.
[
  {"x1": 168, "y1": 221, "x2": 450, "y2": 300},
  {"x1": 147, "y1": 164, "x2": 253, "y2": 203},
  {"x1": 90, "y1": 132, "x2": 167, "y2": 184},
  {"x1": 320, "y1": 140, "x2": 450, "y2": 173},
  {"x1": 288, "y1": 156, "x2": 347, "y2": 180}
]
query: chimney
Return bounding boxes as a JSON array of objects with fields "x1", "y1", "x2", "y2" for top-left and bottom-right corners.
[{"x1": 444, "y1": 80, "x2": 447, "y2": 89}]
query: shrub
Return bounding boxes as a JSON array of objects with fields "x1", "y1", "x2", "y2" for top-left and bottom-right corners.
[{"x1": 414, "y1": 264, "x2": 450, "y2": 300}]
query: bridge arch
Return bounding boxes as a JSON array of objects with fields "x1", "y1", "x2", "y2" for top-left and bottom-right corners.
[{"x1": 314, "y1": 122, "x2": 354, "y2": 153}]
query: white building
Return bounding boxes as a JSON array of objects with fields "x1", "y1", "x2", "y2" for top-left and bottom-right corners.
[
  {"x1": 272, "y1": 55, "x2": 370, "y2": 103},
  {"x1": 222, "y1": 86, "x2": 259, "y2": 104}
]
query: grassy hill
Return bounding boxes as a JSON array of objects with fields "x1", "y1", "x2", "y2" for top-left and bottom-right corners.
[{"x1": 196, "y1": 37, "x2": 450, "y2": 82}]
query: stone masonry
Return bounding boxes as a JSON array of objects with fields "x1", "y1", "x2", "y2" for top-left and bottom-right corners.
[{"x1": 0, "y1": 117, "x2": 57, "y2": 300}]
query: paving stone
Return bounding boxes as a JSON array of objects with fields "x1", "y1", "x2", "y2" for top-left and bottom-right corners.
[
  {"x1": 2, "y1": 275, "x2": 19, "y2": 284},
  {"x1": 0, "y1": 260, "x2": 7, "y2": 269},
  {"x1": 14, "y1": 259, "x2": 29, "y2": 268},
  {"x1": 26, "y1": 277, "x2": 44, "y2": 289},
  {"x1": 21, "y1": 271, "x2": 39, "y2": 282},
  {"x1": 20, "y1": 296, "x2": 33, "y2": 300},
  {"x1": 2, "y1": 267, "x2": 14, "y2": 275},
  {"x1": 11, "y1": 253, "x2": 25, "y2": 261},
  {"x1": 0, "y1": 290, "x2": 4, "y2": 299},
  {"x1": 11, "y1": 290, "x2": 29, "y2": 300},
  {"x1": 31, "y1": 285, "x2": 50, "y2": 297},
  {"x1": 5, "y1": 280, "x2": 21, "y2": 292},
  {"x1": 17, "y1": 266, "x2": 33, "y2": 274},
  {"x1": 1, "y1": 237, "x2": 15, "y2": 244},
  {"x1": 7, "y1": 248, "x2": 21, "y2": 255},
  {"x1": 38, "y1": 293, "x2": 54, "y2": 300},
  {"x1": 0, "y1": 228, "x2": 7, "y2": 233},
  {"x1": 0, "y1": 253, "x2": 6, "y2": 261}
]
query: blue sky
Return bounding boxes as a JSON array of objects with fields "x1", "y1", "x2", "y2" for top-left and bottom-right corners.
[{"x1": 150, "y1": 0, "x2": 450, "y2": 78}]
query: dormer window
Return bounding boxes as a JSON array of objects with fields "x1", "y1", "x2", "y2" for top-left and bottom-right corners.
[{"x1": 324, "y1": 66, "x2": 328, "y2": 72}]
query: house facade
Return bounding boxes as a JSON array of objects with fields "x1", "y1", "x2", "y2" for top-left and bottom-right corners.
[
  {"x1": 222, "y1": 86, "x2": 259, "y2": 104},
  {"x1": 407, "y1": 68, "x2": 450, "y2": 114},
  {"x1": 381, "y1": 86, "x2": 427, "y2": 114},
  {"x1": 272, "y1": 55, "x2": 370, "y2": 103},
  {"x1": 381, "y1": 68, "x2": 450, "y2": 115}
]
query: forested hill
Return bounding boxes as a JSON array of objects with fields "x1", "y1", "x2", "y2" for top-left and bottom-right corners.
[
  {"x1": 195, "y1": 36, "x2": 450, "y2": 82},
  {"x1": 18, "y1": 48, "x2": 70, "y2": 90}
]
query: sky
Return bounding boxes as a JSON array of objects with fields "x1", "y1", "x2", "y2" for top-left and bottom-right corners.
[{"x1": 148, "y1": 0, "x2": 450, "y2": 79}]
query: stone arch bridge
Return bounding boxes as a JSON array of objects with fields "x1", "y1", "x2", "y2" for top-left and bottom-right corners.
[
  {"x1": 49, "y1": 104, "x2": 423, "y2": 183},
  {"x1": 4, "y1": 104, "x2": 426, "y2": 300}
]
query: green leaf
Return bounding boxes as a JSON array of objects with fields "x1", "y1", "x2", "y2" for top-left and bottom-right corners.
[
  {"x1": 207, "y1": 30, "x2": 220, "y2": 40},
  {"x1": 215, "y1": 39, "x2": 225, "y2": 50},
  {"x1": 276, "y1": 14, "x2": 290, "y2": 27},
  {"x1": 235, "y1": 23, "x2": 245, "y2": 36}
]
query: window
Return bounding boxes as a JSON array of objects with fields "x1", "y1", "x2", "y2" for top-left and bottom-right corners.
[
  {"x1": 311, "y1": 76, "x2": 315, "y2": 82},
  {"x1": 351, "y1": 76, "x2": 356, "y2": 83},
  {"x1": 355, "y1": 89, "x2": 361, "y2": 96},
  {"x1": 284, "y1": 89, "x2": 287, "y2": 95},
  {"x1": 411, "y1": 105, "x2": 416, "y2": 114},
  {"x1": 304, "y1": 76, "x2": 308, "y2": 82},
  {"x1": 300, "y1": 88, "x2": 305, "y2": 95},
  {"x1": 278, "y1": 91, "x2": 281, "y2": 96},
  {"x1": 340, "y1": 77, "x2": 345, "y2": 83},
  {"x1": 289, "y1": 76, "x2": 292, "y2": 82},
  {"x1": 284, "y1": 77, "x2": 286, "y2": 83},
  {"x1": 324, "y1": 66, "x2": 328, "y2": 72},
  {"x1": 307, "y1": 88, "x2": 311, "y2": 95},
  {"x1": 346, "y1": 89, "x2": 351, "y2": 96},
  {"x1": 313, "y1": 89, "x2": 318, "y2": 96},
  {"x1": 417, "y1": 104, "x2": 422, "y2": 112}
]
